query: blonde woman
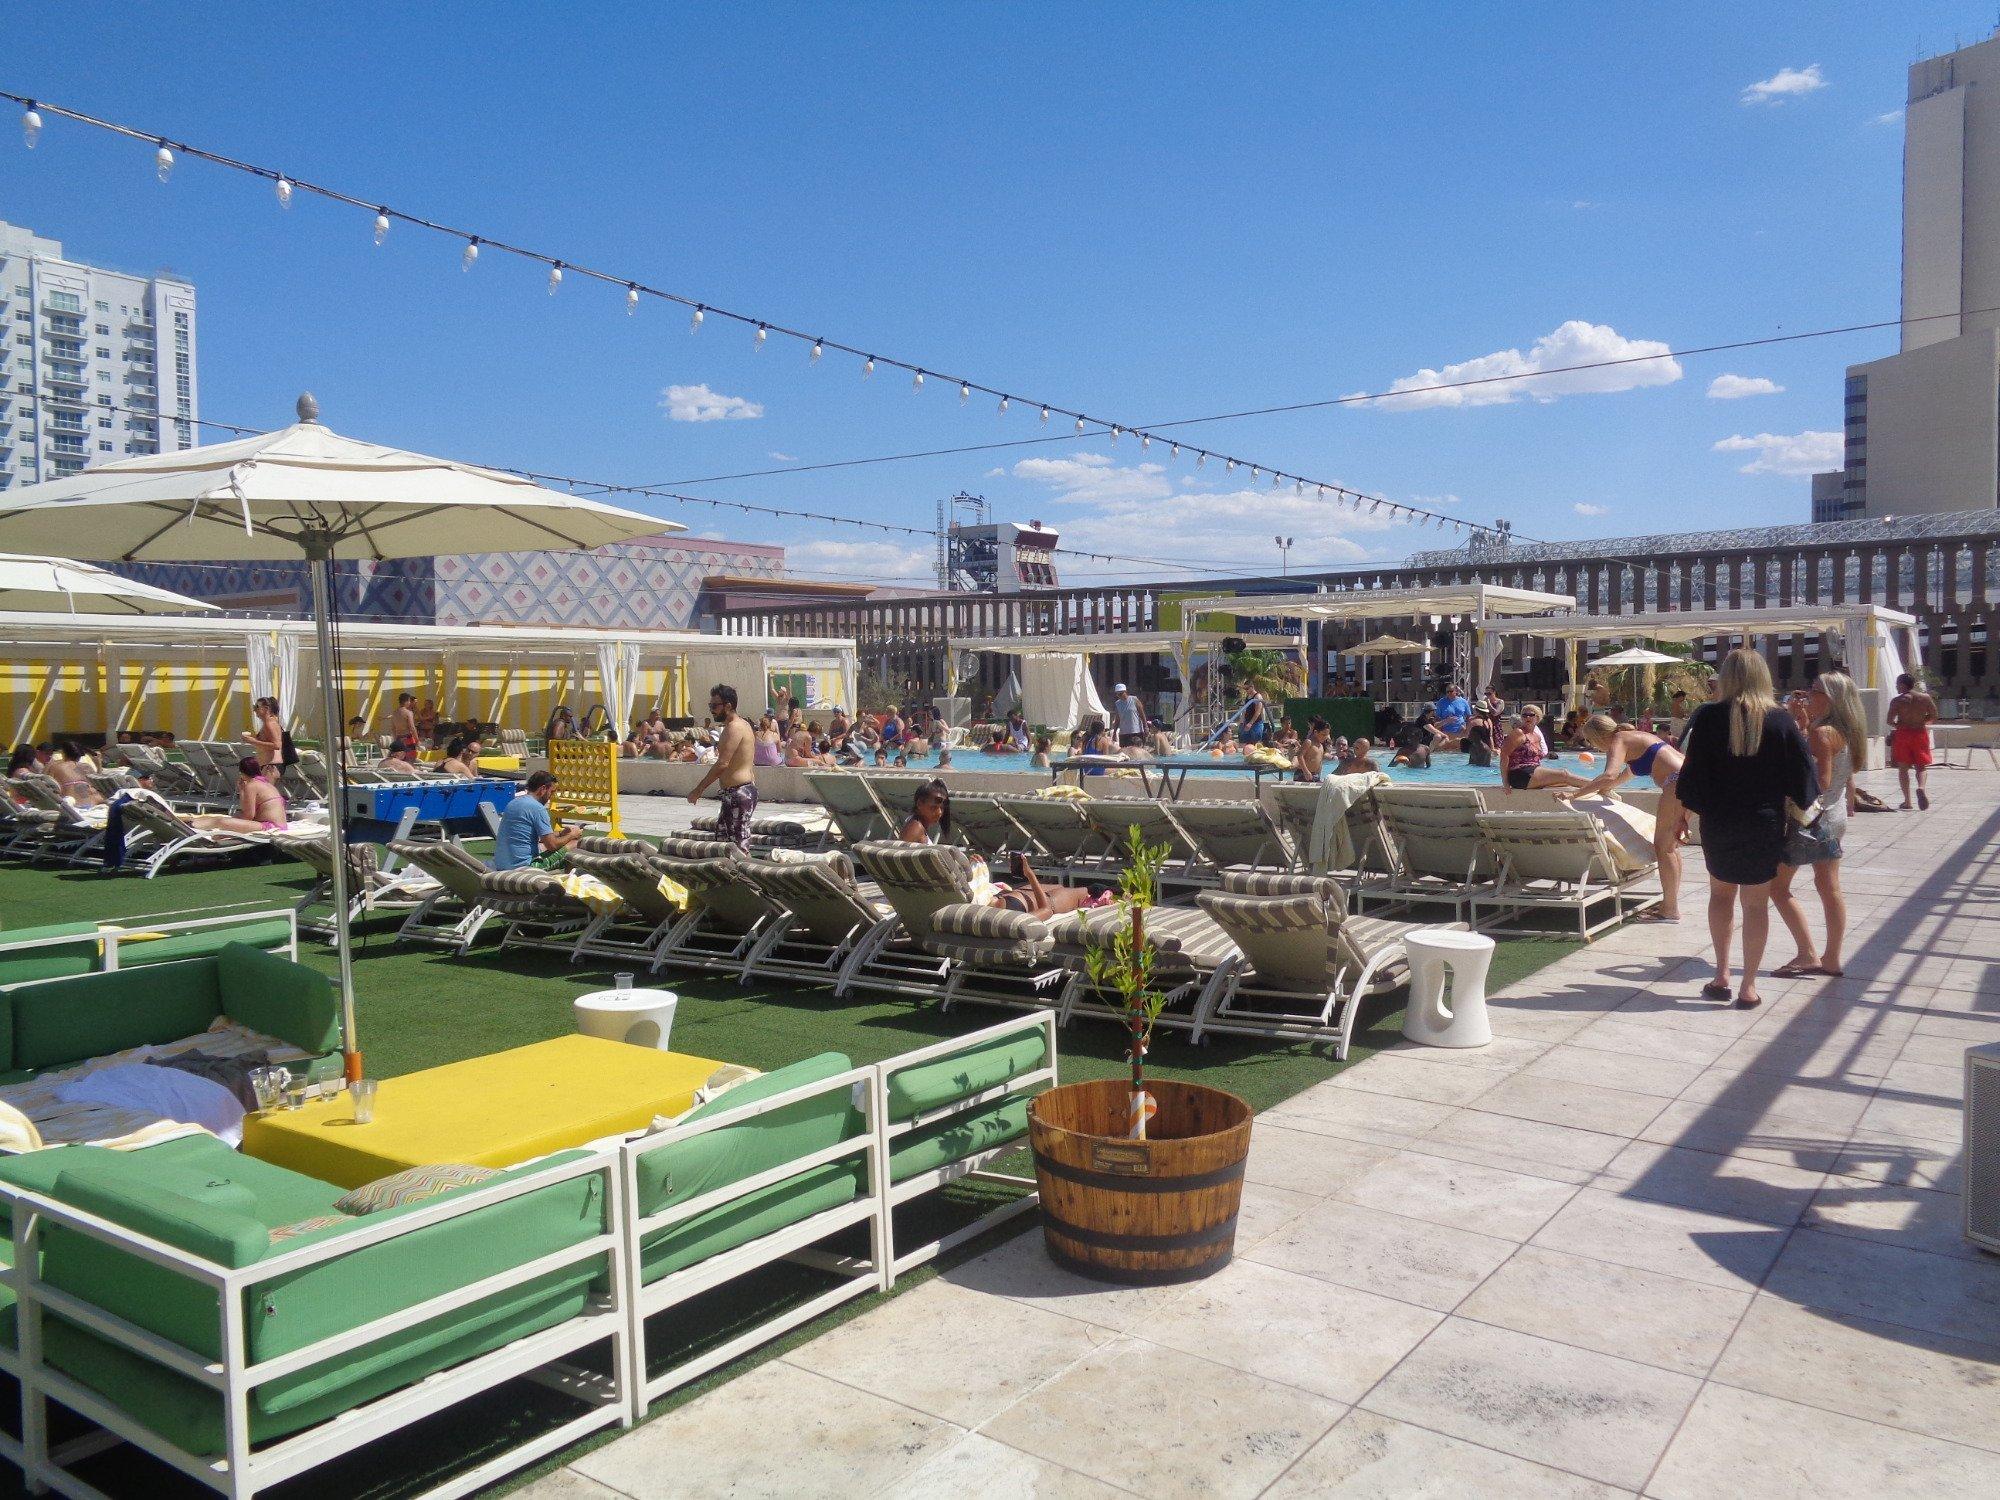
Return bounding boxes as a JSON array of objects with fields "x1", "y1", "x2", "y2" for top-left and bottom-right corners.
[
  {"x1": 1770, "y1": 672, "x2": 1865, "y2": 978},
  {"x1": 1674, "y1": 648, "x2": 1817, "y2": 1008},
  {"x1": 1572, "y1": 713, "x2": 1686, "y2": 921}
]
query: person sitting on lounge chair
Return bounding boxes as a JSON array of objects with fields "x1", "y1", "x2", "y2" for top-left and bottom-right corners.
[
  {"x1": 898, "y1": 781, "x2": 1106, "y2": 917},
  {"x1": 188, "y1": 756, "x2": 289, "y2": 833},
  {"x1": 46, "y1": 741, "x2": 105, "y2": 807},
  {"x1": 494, "y1": 770, "x2": 581, "y2": 870}
]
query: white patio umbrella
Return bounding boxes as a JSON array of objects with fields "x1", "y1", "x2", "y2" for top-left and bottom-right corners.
[
  {"x1": 1587, "y1": 646, "x2": 1683, "y2": 720},
  {"x1": 0, "y1": 396, "x2": 676, "y2": 1080},
  {"x1": 1345, "y1": 634, "x2": 1429, "y2": 697},
  {"x1": 0, "y1": 552, "x2": 216, "y2": 614}
]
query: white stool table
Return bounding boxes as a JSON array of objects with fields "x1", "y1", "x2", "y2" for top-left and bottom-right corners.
[
  {"x1": 574, "y1": 987, "x2": 680, "y2": 1051},
  {"x1": 1401, "y1": 928, "x2": 1495, "y2": 1049}
]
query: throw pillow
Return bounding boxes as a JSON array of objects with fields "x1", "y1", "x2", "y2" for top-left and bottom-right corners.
[
  {"x1": 334, "y1": 1162, "x2": 499, "y2": 1214},
  {"x1": 268, "y1": 1213, "x2": 352, "y2": 1243}
]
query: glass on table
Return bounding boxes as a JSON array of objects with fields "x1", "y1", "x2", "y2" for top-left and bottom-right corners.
[{"x1": 350, "y1": 1078, "x2": 378, "y2": 1124}]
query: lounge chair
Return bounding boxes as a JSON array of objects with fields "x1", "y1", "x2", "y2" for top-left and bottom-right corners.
[
  {"x1": 1472, "y1": 809, "x2": 1661, "y2": 938},
  {"x1": 5, "y1": 774, "x2": 105, "y2": 866},
  {"x1": 1082, "y1": 798, "x2": 1203, "y2": 884},
  {"x1": 0, "y1": 783, "x2": 60, "y2": 859},
  {"x1": 687, "y1": 809, "x2": 826, "y2": 851},
  {"x1": 271, "y1": 828, "x2": 440, "y2": 934},
  {"x1": 114, "y1": 793, "x2": 289, "y2": 879},
  {"x1": 1168, "y1": 798, "x2": 1294, "y2": 879},
  {"x1": 950, "y1": 794, "x2": 1037, "y2": 864},
  {"x1": 736, "y1": 853, "x2": 902, "y2": 989},
  {"x1": 387, "y1": 841, "x2": 598, "y2": 953},
  {"x1": 847, "y1": 840, "x2": 1027, "y2": 1001},
  {"x1": 1374, "y1": 785, "x2": 1495, "y2": 921},
  {"x1": 1192, "y1": 871, "x2": 1438, "y2": 1054},
  {"x1": 647, "y1": 851, "x2": 782, "y2": 976},
  {"x1": 804, "y1": 772, "x2": 895, "y2": 845},
  {"x1": 1046, "y1": 898, "x2": 1235, "y2": 1033},
  {"x1": 991, "y1": 794, "x2": 1109, "y2": 877},
  {"x1": 566, "y1": 849, "x2": 688, "y2": 961}
]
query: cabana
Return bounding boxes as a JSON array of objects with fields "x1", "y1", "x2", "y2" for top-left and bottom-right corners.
[
  {"x1": 946, "y1": 629, "x2": 1301, "y2": 736},
  {"x1": 1477, "y1": 603, "x2": 1922, "y2": 728},
  {"x1": 1176, "y1": 583, "x2": 1579, "y2": 706},
  {"x1": 0, "y1": 612, "x2": 858, "y2": 746}
]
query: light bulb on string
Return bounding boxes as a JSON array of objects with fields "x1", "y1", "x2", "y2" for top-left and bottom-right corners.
[
  {"x1": 1109, "y1": 426, "x2": 1121, "y2": 444},
  {"x1": 1196, "y1": 452, "x2": 1207, "y2": 468},
  {"x1": 626, "y1": 284, "x2": 640, "y2": 315},
  {"x1": 547, "y1": 263, "x2": 563, "y2": 295},
  {"x1": 863, "y1": 356, "x2": 875, "y2": 378},
  {"x1": 810, "y1": 339, "x2": 824, "y2": 362},
  {"x1": 274, "y1": 175, "x2": 293, "y2": 210},
  {"x1": 21, "y1": 104, "x2": 41, "y2": 149},
  {"x1": 155, "y1": 141, "x2": 175, "y2": 183},
  {"x1": 957, "y1": 382, "x2": 971, "y2": 404},
  {"x1": 912, "y1": 369, "x2": 924, "y2": 390},
  {"x1": 1170, "y1": 443, "x2": 1180, "y2": 460},
  {"x1": 1141, "y1": 434, "x2": 1150, "y2": 451},
  {"x1": 754, "y1": 322, "x2": 768, "y2": 350},
  {"x1": 690, "y1": 305, "x2": 705, "y2": 334},
  {"x1": 1074, "y1": 415, "x2": 1085, "y2": 434},
  {"x1": 1295, "y1": 479, "x2": 1305, "y2": 495},
  {"x1": 461, "y1": 237, "x2": 480, "y2": 271},
  {"x1": 997, "y1": 395, "x2": 1009, "y2": 415},
  {"x1": 1316, "y1": 485, "x2": 1327, "y2": 499},
  {"x1": 1039, "y1": 405, "x2": 1049, "y2": 424},
  {"x1": 1226, "y1": 459, "x2": 1237, "y2": 474},
  {"x1": 373, "y1": 209, "x2": 391, "y2": 245}
]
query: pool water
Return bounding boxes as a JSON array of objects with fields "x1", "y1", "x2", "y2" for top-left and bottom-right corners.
[{"x1": 878, "y1": 747, "x2": 1560, "y2": 786}]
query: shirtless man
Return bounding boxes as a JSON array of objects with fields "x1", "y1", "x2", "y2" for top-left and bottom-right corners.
[
  {"x1": 688, "y1": 682, "x2": 758, "y2": 848},
  {"x1": 389, "y1": 693, "x2": 419, "y2": 750},
  {"x1": 1886, "y1": 672, "x2": 1939, "y2": 811},
  {"x1": 1294, "y1": 717, "x2": 1331, "y2": 781}
]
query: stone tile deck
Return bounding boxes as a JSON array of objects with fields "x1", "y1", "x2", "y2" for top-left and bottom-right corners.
[{"x1": 531, "y1": 770, "x2": 2000, "y2": 1498}]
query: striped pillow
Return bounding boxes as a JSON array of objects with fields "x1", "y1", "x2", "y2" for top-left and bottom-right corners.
[{"x1": 335, "y1": 1163, "x2": 500, "y2": 1214}]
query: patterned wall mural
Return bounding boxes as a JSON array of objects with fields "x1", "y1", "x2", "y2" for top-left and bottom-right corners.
[{"x1": 112, "y1": 535, "x2": 785, "y2": 630}]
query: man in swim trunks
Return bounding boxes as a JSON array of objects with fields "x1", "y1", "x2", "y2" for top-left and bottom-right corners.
[
  {"x1": 689, "y1": 682, "x2": 758, "y2": 849},
  {"x1": 1886, "y1": 672, "x2": 1937, "y2": 811}
]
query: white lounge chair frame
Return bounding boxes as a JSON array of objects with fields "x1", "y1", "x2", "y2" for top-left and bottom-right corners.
[{"x1": 1471, "y1": 810, "x2": 1662, "y2": 939}]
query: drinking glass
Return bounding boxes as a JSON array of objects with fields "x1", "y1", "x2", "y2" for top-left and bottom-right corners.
[
  {"x1": 615, "y1": 972, "x2": 635, "y2": 991},
  {"x1": 350, "y1": 1078, "x2": 378, "y2": 1124},
  {"x1": 249, "y1": 1065, "x2": 287, "y2": 1112}
]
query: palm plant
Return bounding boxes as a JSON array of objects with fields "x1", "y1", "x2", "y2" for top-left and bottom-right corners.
[{"x1": 1226, "y1": 649, "x2": 1305, "y2": 705}]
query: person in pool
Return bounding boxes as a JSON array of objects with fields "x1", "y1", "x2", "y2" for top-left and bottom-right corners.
[
  {"x1": 1392, "y1": 741, "x2": 1432, "y2": 769},
  {"x1": 898, "y1": 782, "x2": 1107, "y2": 918},
  {"x1": 980, "y1": 728, "x2": 1013, "y2": 755},
  {"x1": 1335, "y1": 737, "x2": 1379, "y2": 774}
]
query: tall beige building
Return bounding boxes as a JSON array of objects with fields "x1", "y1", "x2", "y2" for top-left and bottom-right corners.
[{"x1": 1816, "y1": 30, "x2": 2000, "y2": 521}]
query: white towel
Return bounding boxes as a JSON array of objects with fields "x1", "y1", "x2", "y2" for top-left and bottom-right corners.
[{"x1": 54, "y1": 1063, "x2": 246, "y2": 1146}]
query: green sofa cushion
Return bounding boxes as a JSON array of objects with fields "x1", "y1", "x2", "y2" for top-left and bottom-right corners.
[
  {"x1": 9, "y1": 961, "x2": 221, "y2": 1073},
  {"x1": 216, "y1": 944, "x2": 341, "y2": 1057},
  {"x1": 639, "y1": 1161, "x2": 866, "y2": 1283},
  {"x1": 0, "y1": 919, "x2": 295, "y2": 990},
  {"x1": 884, "y1": 1030, "x2": 1048, "y2": 1123},
  {"x1": 890, "y1": 1095, "x2": 1032, "y2": 1184},
  {"x1": 0, "y1": 921, "x2": 101, "y2": 986},
  {"x1": 137, "y1": 919, "x2": 294, "y2": 967},
  {"x1": 632, "y1": 1052, "x2": 862, "y2": 1219}
]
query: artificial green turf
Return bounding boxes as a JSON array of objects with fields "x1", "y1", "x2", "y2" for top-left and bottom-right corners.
[{"x1": 0, "y1": 853, "x2": 1581, "y2": 1497}]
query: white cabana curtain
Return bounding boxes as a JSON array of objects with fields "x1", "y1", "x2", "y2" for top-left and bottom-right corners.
[
  {"x1": 247, "y1": 629, "x2": 304, "y2": 727},
  {"x1": 595, "y1": 640, "x2": 643, "y2": 738},
  {"x1": 1022, "y1": 653, "x2": 1106, "y2": 731},
  {"x1": 685, "y1": 648, "x2": 772, "y2": 716},
  {"x1": 992, "y1": 669, "x2": 1021, "y2": 718},
  {"x1": 274, "y1": 630, "x2": 300, "y2": 728}
]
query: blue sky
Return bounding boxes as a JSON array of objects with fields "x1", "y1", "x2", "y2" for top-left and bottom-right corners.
[{"x1": 3, "y1": 2, "x2": 1991, "y2": 582}]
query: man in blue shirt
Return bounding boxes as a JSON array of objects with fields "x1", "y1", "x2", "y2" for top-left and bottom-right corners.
[
  {"x1": 493, "y1": 771, "x2": 580, "y2": 870},
  {"x1": 1429, "y1": 684, "x2": 1471, "y2": 746}
]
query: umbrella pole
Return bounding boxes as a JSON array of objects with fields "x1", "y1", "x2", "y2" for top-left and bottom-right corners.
[{"x1": 307, "y1": 539, "x2": 362, "y2": 1082}]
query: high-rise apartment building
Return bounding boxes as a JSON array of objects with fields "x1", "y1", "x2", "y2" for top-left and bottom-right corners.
[
  {"x1": 0, "y1": 220, "x2": 197, "y2": 490},
  {"x1": 1815, "y1": 31, "x2": 2000, "y2": 521}
]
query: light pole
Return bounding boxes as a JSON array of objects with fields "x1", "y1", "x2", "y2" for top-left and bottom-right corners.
[{"x1": 1275, "y1": 535, "x2": 1295, "y2": 576}]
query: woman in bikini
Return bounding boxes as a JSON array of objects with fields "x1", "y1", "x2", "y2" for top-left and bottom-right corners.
[
  {"x1": 1571, "y1": 712, "x2": 1686, "y2": 922},
  {"x1": 189, "y1": 756, "x2": 289, "y2": 834},
  {"x1": 898, "y1": 782, "x2": 1104, "y2": 917},
  {"x1": 242, "y1": 696, "x2": 285, "y2": 772},
  {"x1": 45, "y1": 741, "x2": 105, "y2": 807},
  {"x1": 1499, "y1": 706, "x2": 1589, "y2": 794}
]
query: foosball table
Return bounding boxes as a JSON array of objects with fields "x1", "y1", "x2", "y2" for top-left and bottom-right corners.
[{"x1": 340, "y1": 778, "x2": 517, "y2": 844}]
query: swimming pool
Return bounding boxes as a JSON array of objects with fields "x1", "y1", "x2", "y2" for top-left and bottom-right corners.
[{"x1": 883, "y1": 747, "x2": 1558, "y2": 787}]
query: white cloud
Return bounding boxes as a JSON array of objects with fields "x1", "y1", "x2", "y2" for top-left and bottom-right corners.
[
  {"x1": 1872, "y1": 108, "x2": 1904, "y2": 126},
  {"x1": 784, "y1": 539, "x2": 930, "y2": 581},
  {"x1": 659, "y1": 384, "x2": 763, "y2": 423},
  {"x1": 1009, "y1": 451, "x2": 1396, "y2": 577},
  {"x1": 767, "y1": 450, "x2": 797, "y2": 462},
  {"x1": 1707, "y1": 373, "x2": 1784, "y2": 400},
  {"x1": 1712, "y1": 430, "x2": 1842, "y2": 475},
  {"x1": 1742, "y1": 64, "x2": 1826, "y2": 106},
  {"x1": 1573, "y1": 502, "x2": 1610, "y2": 517},
  {"x1": 1360, "y1": 321, "x2": 1682, "y2": 410},
  {"x1": 1405, "y1": 493, "x2": 1461, "y2": 508}
]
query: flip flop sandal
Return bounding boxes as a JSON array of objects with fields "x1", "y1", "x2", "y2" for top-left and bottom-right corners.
[
  {"x1": 1701, "y1": 981, "x2": 1733, "y2": 1000},
  {"x1": 1771, "y1": 962, "x2": 1822, "y2": 979},
  {"x1": 1918, "y1": 790, "x2": 1930, "y2": 810},
  {"x1": 1734, "y1": 992, "x2": 1763, "y2": 1009}
]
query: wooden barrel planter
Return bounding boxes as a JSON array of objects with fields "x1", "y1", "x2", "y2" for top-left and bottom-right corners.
[{"x1": 1028, "y1": 1078, "x2": 1253, "y2": 1285}]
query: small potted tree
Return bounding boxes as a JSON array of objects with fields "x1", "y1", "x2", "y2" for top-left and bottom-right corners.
[{"x1": 1027, "y1": 828, "x2": 1253, "y2": 1283}]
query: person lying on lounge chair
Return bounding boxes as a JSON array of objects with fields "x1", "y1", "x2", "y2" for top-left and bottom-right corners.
[
  {"x1": 898, "y1": 781, "x2": 1108, "y2": 917},
  {"x1": 188, "y1": 757, "x2": 290, "y2": 833}
]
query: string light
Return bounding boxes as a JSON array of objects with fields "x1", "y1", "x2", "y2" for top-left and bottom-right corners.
[
  {"x1": 1110, "y1": 425, "x2": 1121, "y2": 443},
  {"x1": 461, "y1": 237, "x2": 479, "y2": 271},
  {"x1": 1226, "y1": 459, "x2": 1237, "y2": 474},
  {"x1": 690, "y1": 304, "x2": 705, "y2": 334},
  {"x1": 154, "y1": 141, "x2": 174, "y2": 183},
  {"x1": 1039, "y1": 406, "x2": 1050, "y2": 424},
  {"x1": 912, "y1": 369, "x2": 924, "y2": 390},
  {"x1": 811, "y1": 338, "x2": 824, "y2": 362},
  {"x1": 1170, "y1": 443, "x2": 1179, "y2": 459},
  {"x1": 997, "y1": 395, "x2": 1009, "y2": 414},
  {"x1": 20, "y1": 103, "x2": 40, "y2": 148},
  {"x1": 547, "y1": 262, "x2": 563, "y2": 295},
  {"x1": 1197, "y1": 452, "x2": 1207, "y2": 467},
  {"x1": 372, "y1": 209, "x2": 390, "y2": 245},
  {"x1": 1074, "y1": 415, "x2": 1085, "y2": 434},
  {"x1": 1141, "y1": 433, "x2": 1150, "y2": 451},
  {"x1": 275, "y1": 175, "x2": 293, "y2": 209},
  {"x1": 959, "y1": 382, "x2": 971, "y2": 404},
  {"x1": 625, "y1": 283, "x2": 640, "y2": 314},
  {"x1": 863, "y1": 356, "x2": 875, "y2": 378},
  {"x1": 754, "y1": 322, "x2": 768, "y2": 349}
]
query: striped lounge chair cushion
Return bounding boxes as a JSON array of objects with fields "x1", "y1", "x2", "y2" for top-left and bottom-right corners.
[
  {"x1": 1197, "y1": 890, "x2": 1339, "y2": 988},
  {"x1": 656, "y1": 835, "x2": 744, "y2": 861},
  {"x1": 1197, "y1": 891, "x2": 1326, "y2": 934},
  {"x1": 752, "y1": 858, "x2": 867, "y2": 905},
  {"x1": 1219, "y1": 871, "x2": 1348, "y2": 914},
  {"x1": 482, "y1": 867, "x2": 561, "y2": 895},
  {"x1": 850, "y1": 841, "x2": 977, "y2": 899},
  {"x1": 576, "y1": 835, "x2": 654, "y2": 857},
  {"x1": 655, "y1": 855, "x2": 752, "y2": 892},
  {"x1": 925, "y1": 902, "x2": 1051, "y2": 966}
]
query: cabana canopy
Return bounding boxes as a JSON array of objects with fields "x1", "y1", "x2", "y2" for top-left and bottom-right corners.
[
  {"x1": 946, "y1": 630, "x2": 1301, "y2": 733},
  {"x1": 1174, "y1": 583, "x2": 1576, "y2": 625}
]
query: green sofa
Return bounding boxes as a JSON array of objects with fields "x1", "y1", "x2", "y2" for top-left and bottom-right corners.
[
  {"x1": 0, "y1": 910, "x2": 296, "y2": 988},
  {"x1": 0, "y1": 943, "x2": 341, "y2": 1088}
]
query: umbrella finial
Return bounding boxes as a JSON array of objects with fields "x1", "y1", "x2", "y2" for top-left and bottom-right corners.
[{"x1": 296, "y1": 392, "x2": 321, "y2": 424}]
